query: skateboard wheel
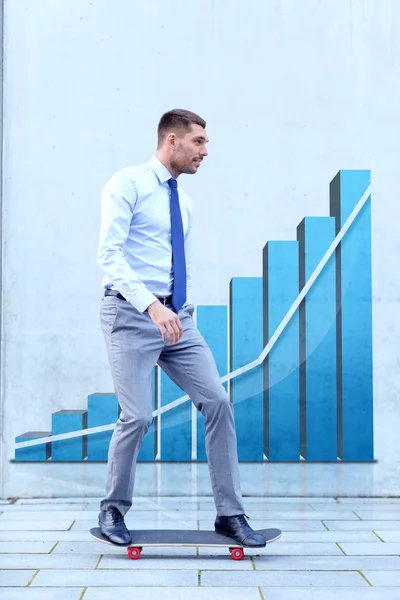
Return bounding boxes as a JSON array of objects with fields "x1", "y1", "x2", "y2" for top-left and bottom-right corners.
[
  {"x1": 127, "y1": 546, "x2": 141, "y2": 560},
  {"x1": 230, "y1": 547, "x2": 244, "y2": 560}
]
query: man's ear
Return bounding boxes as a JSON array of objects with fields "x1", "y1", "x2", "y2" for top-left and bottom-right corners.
[{"x1": 167, "y1": 132, "x2": 177, "y2": 150}]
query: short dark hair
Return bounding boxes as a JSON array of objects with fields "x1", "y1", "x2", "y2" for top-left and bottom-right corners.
[{"x1": 157, "y1": 109, "x2": 206, "y2": 146}]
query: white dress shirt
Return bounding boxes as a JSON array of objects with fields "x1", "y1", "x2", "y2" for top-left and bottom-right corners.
[{"x1": 98, "y1": 155, "x2": 192, "y2": 312}]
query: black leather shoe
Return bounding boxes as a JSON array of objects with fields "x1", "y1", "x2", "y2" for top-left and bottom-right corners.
[
  {"x1": 99, "y1": 506, "x2": 132, "y2": 545},
  {"x1": 215, "y1": 514, "x2": 266, "y2": 547}
]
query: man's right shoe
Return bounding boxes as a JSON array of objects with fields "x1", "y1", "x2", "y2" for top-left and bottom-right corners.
[{"x1": 98, "y1": 505, "x2": 132, "y2": 545}]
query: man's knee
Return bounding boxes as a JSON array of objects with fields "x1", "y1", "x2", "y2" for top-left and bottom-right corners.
[
  {"x1": 201, "y1": 385, "x2": 231, "y2": 417},
  {"x1": 119, "y1": 412, "x2": 153, "y2": 433},
  {"x1": 137, "y1": 414, "x2": 153, "y2": 432}
]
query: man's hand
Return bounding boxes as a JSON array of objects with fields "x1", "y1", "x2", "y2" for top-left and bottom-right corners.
[{"x1": 147, "y1": 301, "x2": 183, "y2": 344}]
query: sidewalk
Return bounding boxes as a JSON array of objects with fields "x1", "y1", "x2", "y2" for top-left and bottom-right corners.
[{"x1": 2, "y1": 496, "x2": 400, "y2": 599}]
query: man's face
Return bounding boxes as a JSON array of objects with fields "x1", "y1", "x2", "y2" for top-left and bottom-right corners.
[{"x1": 171, "y1": 124, "x2": 209, "y2": 175}]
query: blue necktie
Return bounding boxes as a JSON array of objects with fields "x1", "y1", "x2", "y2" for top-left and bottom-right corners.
[{"x1": 168, "y1": 178, "x2": 187, "y2": 312}]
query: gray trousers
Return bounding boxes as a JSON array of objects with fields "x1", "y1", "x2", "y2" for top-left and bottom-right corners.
[{"x1": 99, "y1": 295, "x2": 245, "y2": 517}]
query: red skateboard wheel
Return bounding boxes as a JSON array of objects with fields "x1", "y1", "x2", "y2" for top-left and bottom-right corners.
[
  {"x1": 127, "y1": 546, "x2": 141, "y2": 560},
  {"x1": 230, "y1": 547, "x2": 244, "y2": 560}
]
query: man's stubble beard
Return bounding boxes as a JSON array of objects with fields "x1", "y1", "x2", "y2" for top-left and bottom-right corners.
[{"x1": 171, "y1": 156, "x2": 196, "y2": 176}]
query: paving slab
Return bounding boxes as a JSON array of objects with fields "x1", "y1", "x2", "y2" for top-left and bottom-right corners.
[
  {"x1": 53, "y1": 541, "x2": 125, "y2": 555},
  {"x1": 317, "y1": 503, "x2": 400, "y2": 511},
  {"x1": 278, "y1": 531, "x2": 378, "y2": 542},
  {"x1": 0, "y1": 590, "x2": 84, "y2": 600},
  {"x1": 259, "y1": 588, "x2": 400, "y2": 599},
  {"x1": 0, "y1": 569, "x2": 35, "y2": 586},
  {"x1": 341, "y1": 543, "x2": 400, "y2": 555},
  {"x1": 355, "y1": 511, "x2": 400, "y2": 520},
  {"x1": 0, "y1": 553, "x2": 99, "y2": 569},
  {"x1": 0, "y1": 541, "x2": 54, "y2": 553},
  {"x1": 197, "y1": 542, "x2": 341, "y2": 557},
  {"x1": 0, "y1": 531, "x2": 93, "y2": 542},
  {"x1": 0, "y1": 520, "x2": 74, "y2": 531},
  {"x1": 375, "y1": 531, "x2": 400, "y2": 542},
  {"x1": 31, "y1": 568, "x2": 198, "y2": 587},
  {"x1": 323, "y1": 520, "x2": 400, "y2": 531},
  {"x1": 84, "y1": 587, "x2": 261, "y2": 599},
  {"x1": 363, "y1": 571, "x2": 400, "y2": 586},
  {"x1": 1, "y1": 504, "x2": 88, "y2": 512},
  {"x1": 201, "y1": 570, "x2": 367, "y2": 586},
  {"x1": 258, "y1": 542, "x2": 339, "y2": 556},
  {"x1": 253, "y1": 555, "x2": 400, "y2": 570}
]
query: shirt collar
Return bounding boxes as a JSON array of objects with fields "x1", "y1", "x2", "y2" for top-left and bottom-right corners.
[{"x1": 149, "y1": 155, "x2": 173, "y2": 185}]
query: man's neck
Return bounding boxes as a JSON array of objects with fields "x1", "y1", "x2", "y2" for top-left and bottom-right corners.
[{"x1": 155, "y1": 151, "x2": 180, "y2": 179}]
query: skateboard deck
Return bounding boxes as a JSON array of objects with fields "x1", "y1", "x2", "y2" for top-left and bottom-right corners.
[{"x1": 89, "y1": 527, "x2": 282, "y2": 560}]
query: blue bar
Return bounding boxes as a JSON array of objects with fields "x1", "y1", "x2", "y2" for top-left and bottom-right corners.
[
  {"x1": 230, "y1": 277, "x2": 264, "y2": 461},
  {"x1": 330, "y1": 170, "x2": 373, "y2": 460},
  {"x1": 87, "y1": 394, "x2": 119, "y2": 461},
  {"x1": 196, "y1": 305, "x2": 228, "y2": 461},
  {"x1": 137, "y1": 367, "x2": 157, "y2": 461},
  {"x1": 263, "y1": 241, "x2": 300, "y2": 460},
  {"x1": 297, "y1": 218, "x2": 337, "y2": 460},
  {"x1": 159, "y1": 369, "x2": 191, "y2": 460},
  {"x1": 15, "y1": 432, "x2": 51, "y2": 461},
  {"x1": 52, "y1": 410, "x2": 88, "y2": 461}
]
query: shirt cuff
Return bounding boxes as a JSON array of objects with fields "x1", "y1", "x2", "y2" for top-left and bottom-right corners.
[{"x1": 129, "y1": 289, "x2": 159, "y2": 313}]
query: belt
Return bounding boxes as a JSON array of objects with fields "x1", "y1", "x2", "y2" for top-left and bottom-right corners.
[{"x1": 104, "y1": 289, "x2": 173, "y2": 305}]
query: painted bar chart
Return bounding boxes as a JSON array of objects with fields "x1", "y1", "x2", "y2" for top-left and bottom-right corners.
[{"x1": 14, "y1": 170, "x2": 374, "y2": 463}]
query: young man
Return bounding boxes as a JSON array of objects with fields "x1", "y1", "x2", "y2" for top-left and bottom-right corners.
[{"x1": 97, "y1": 109, "x2": 265, "y2": 548}]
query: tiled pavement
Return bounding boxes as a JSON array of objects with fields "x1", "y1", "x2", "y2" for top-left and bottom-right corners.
[{"x1": 2, "y1": 497, "x2": 400, "y2": 598}]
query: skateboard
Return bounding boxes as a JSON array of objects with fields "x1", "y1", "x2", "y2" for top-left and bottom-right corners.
[{"x1": 89, "y1": 527, "x2": 282, "y2": 560}]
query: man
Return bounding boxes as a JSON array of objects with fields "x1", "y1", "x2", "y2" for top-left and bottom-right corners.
[{"x1": 97, "y1": 108, "x2": 265, "y2": 548}]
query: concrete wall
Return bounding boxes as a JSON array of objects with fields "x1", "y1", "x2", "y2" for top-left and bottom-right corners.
[{"x1": 1, "y1": 0, "x2": 400, "y2": 497}]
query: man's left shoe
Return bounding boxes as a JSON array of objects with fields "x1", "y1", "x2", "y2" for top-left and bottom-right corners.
[{"x1": 215, "y1": 514, "x2": 266, "y2": 547}]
